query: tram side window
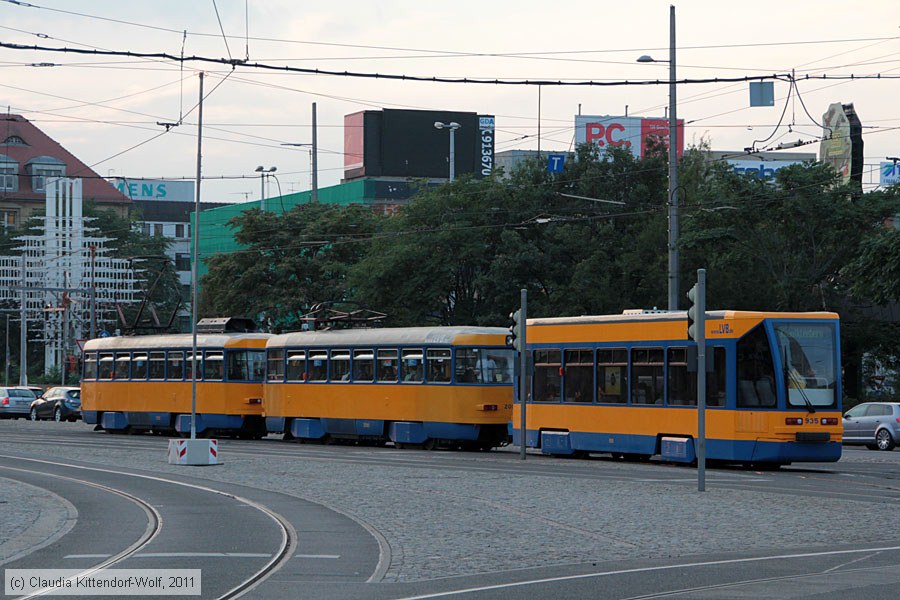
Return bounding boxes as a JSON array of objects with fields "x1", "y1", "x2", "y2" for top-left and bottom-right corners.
[
  {"x1": 631, "y1": 348, "x2": 664, "y2": 405},
  {"x1": 667, "y1": 348, "x2": 692, "y2": 406},
  {"x1": 707, "y1": 347, "x2": 726, "y2": 407},
  {"x1": 353, "y1": 349, "x2": 375, "y2": 382},
  {"x1": 168, "y1": 351, "x2": 185, "y2": 381},
  {"x1": 98, "y1": 354, "x2": 114, "y2": 380},
  {"x1": 228, "y1": 350, "x2": 265, "y2": 381},
  {"x1": 426, "y1": 348, "x2": 451, "y2": 383},
  {"x1": 454, "y1": 348, "x2": 479, "y2": 383},
  {"x1": 377, "y1": 349, "x2": 398, "y2": 382},
  {"x1": 204, "y1": 352, "x2": 224, "y2": 381},
  {"x1": 149, "y1": 351, "x2": 165, "y2": 380},
  {"x1": 268, "y1": 349, "x2": 285, "y2": 382},
  {"x1": 132, "y1": 354, "x2": 149, "y2": 380},
  {"x1": 84, "y1": 352, "x2": 98, "y2": 380},
  {"x1": 331, "y1": 350, "x2": 351, "y2": 381},
  {"x1": 597, "y1": 348, "x2": 627, "y2": 403},
  {"x1": 308, "y1": 352, "x2": 328, "y2": 381},
  {"x1": 534, "y1": 349, "x2": 562, "y2": 402},
  {"x1": 401, "y1": 349, "x2": 424, "y2": 383},
  {"x1": 114, "y1": 354, "x2": 131, "y2": 380},
  {"x1": 286, "y1": 351, "x2": 306, "y2": 381},
  {"x1": 737, "y1": 325, "x2": 777, "y2": 408},
  {"x1": 564, "y1": 349, "x2": 593, "y2": 402}
]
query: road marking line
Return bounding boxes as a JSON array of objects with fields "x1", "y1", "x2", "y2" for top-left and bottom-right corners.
[
  {"x1": 65, "y1": 554, "x2": 111, "y2": 559},
  {"x1": 294, "y1": 554, "x2": 340, "y2": 559},
  {"x1": 395, "y1": 544, "x2": 900, "y2": 600},
  {"x1": 136, "y1": 552, "x2": 272, "y2": 558}
]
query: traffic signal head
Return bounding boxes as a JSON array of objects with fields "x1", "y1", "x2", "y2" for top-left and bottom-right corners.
[
  {"x1": 686, "y1": 283, "x2": 702, "y2": 341},
  {"x1": 507, "y1": 309, "x2": 522, "y2": 351}
]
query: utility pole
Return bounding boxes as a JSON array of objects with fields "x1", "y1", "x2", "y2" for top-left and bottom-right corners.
[
  {"x1": 19, "y1": 255, "x2": 26, "y2": 386},
  {"x1": 311, "y1": 102, "x2": 318, "y2": 202}
]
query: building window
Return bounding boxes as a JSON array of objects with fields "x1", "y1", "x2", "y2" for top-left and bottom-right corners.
[
  {"x1": 175, "y1": 224, "x2": 185, "y2": 238},
  {"x1": 32, "y1": 167, "x2": 65, "y2": 192},
  {"x1": 0, "y1": 209, "x2": 17, "y2": 228},
  {"x1": 153, "y1": 224, "x2": 163, "y2": 237},
  {"x1": 0, "y1": 161, "x2": 18, "y2": 191},
  {"x1": 175, "y1": 253, "x2": 191, "y2": 272},
  {"x1": 142, "y1": 223, "x2": 151, "y2": 236},
  {"x1": 3, "y1": 136, "x2": 26, "y2": 146}
]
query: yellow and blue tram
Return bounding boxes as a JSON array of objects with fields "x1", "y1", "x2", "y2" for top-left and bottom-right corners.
[
  {"x1": 514, "y1": 310, "x2": 842, "y2": 465},
  {"x1": 264, "y1": 327, "x2": 515, "y2": 449},
  {"x1": 81, "y1": 329, "x2": 270, "y2": 437}
]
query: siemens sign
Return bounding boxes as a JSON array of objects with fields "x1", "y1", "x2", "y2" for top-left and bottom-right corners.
[
  {"x1": 880, "y1": 161, "x2": 900, "y2": 186},
  {"x1": 727, "y1": 160, "x2": 805, "y2": 180},
  {"x1": 109, "y1": 178, "x2": 194, "y2": 202}
]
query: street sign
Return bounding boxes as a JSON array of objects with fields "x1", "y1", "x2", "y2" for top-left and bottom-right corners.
[{"x1": 547, "y1": 154, "x2": 566, "y2": 173}]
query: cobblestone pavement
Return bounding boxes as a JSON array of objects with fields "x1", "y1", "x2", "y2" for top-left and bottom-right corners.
[
  {"x1": 1, "y1": 420, "x2": 899, "y2": 582},
  {"x1": 0, "y1": 476, "x2": 77, "y2": 564}
]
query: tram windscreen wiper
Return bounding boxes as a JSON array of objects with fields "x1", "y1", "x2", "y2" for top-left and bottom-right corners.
[{"x1": 786, "y1": 368, "x2": 816, "y2": 414}]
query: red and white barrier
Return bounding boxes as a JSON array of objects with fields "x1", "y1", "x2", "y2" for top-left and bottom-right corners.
[{"x1": 167, "y1": 438, "x2": 220, "y2": 466}]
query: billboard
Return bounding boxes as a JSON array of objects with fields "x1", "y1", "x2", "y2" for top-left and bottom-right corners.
[
  {"x1": 728, "y1": 160, "x2": 806, "y2": 181},
  {"x1": 575, "y1": 115, "x2": 684, "y2": 159},
  {"x1": 819, "y1": 102, "x2": 863, "y2": 186},
  {"x1": 343, "y1": 109, "x2": 494, "y2": 181},
  {"x1": 109, "y1": 178, "x2": 194, "y2": 202},
  {"x1": 881, "y1": 161, "x2": 900, "y2": 186}
]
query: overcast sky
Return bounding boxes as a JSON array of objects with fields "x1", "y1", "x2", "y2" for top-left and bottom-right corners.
[{"x1": 1, "y1": 0, "x2": 897, "y2": 203}]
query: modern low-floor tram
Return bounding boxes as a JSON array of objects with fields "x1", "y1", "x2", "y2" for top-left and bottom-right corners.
[{"x1": 514, "y1": 310, "x2": 843, "y2": 466}]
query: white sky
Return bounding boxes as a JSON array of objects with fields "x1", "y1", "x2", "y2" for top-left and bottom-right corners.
[{"x1": 1, "y1": 0, "x2": 897, "y2": 203}]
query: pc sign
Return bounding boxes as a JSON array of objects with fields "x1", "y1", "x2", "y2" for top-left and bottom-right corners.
[
  {"x1": 881, "y1": 161, "x2": 900, "y2": 186},
  {"x1": 575, "y1": 115, "x2": 684, "y2": 159}
]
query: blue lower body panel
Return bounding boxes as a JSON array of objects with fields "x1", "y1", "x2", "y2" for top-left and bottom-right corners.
[
  {"x1": 390, "y1": 421, "x2": 427, "y2": 444},
  {"x1": 516, "y1": 427, "x2": 841, "y2": 464},
  {"x1": 101, "y1": 411, "x2": 128, "y2": 431},
  {"x1": 174, "y1": 413, "x2": 243, "y2": 434},
  {"x1": 266, "y1": 417, "x2": 286, "y2": 433},
  {"x1": 661, "y1": 436, "x2": 696, "y2": 463},
  {"x1": 290, "y1": 418, "x2": 326, "y2": 440},
  {"x1": 83, "y1": 410, "x2": 99, "y2": 425}
]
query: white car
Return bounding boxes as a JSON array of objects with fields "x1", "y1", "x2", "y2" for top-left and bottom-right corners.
[{"x1": 0, "y1": 387, "x2": 38, "y2": 419}]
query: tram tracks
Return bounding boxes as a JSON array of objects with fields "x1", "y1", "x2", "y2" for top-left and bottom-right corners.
[{"x1": 0, "y1": 456, "x2": 297, "y2": 600}]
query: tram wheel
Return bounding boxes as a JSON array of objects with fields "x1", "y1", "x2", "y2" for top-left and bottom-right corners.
[{"x1": 422, "y1": 439, "x2": 437, "y2": 451}]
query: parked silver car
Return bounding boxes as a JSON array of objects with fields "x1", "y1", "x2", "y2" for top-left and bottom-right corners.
[
  {"x1": 0, "y1": 387, "x2": 38, "y2": 419},
  {"x1": 842, "y1": 402, "x2": 900, "y2": 451}
]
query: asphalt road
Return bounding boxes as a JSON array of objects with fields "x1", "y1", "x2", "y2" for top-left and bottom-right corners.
[{"x1": 1, "y1": 420, "x2": 899, "y2": 599}]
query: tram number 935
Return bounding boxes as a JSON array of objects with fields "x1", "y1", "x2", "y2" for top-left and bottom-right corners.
[{"x1": 805, "y1": 417, "x2": 819, "y2": 425}]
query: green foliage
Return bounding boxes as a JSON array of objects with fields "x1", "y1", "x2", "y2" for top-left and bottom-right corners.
[{"x1": 200, "y1": 203, "x2": 378, "y2": 331}]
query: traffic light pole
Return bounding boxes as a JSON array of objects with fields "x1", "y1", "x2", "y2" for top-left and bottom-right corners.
[
  {"x1": 518, "y1": 289, "x2": 527, "y2": 461},
  {"x1": 693, "y1": 269, "x2": 707, "y2": 491}
]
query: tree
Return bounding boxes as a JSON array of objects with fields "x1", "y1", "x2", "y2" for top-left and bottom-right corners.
[{"x1": 201, "y1": 203, "x2": 379, "y2": 331}]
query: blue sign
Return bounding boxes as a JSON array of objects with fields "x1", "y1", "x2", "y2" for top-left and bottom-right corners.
[
  {"x1": 98, "y1": 330, "x2": 110, "y2": 338},
  {"x1": 749, "y1": 82, "x2": 774, "y2": 107},
  {"x1": 547, "y1": 154, "x2": 566, "y2": 173}
]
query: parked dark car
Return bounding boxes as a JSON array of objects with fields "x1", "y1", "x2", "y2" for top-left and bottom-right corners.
[
  {"x1": 30, "y1": 386, "x2": 81, "y2": 422},
  {"x1": 0, "y1": 387, "x2": 37, "y2": 419},
  {"x1": 842, "y1": 402, "x2": 900, "y2": 451}
]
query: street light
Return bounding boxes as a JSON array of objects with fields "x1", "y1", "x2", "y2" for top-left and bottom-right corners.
[
  {"x1": 280, "y1": 143, "x2": 317, "y2": 202},
  {"x1": 255, "y1": 166, "x2": 277, "y2": 210},
  {"x1": 434, "y1": 121, "x2": 461, "y2": 182},
  {"x1": 638, "y1": 4, "x2": 679, "y2": 311}
]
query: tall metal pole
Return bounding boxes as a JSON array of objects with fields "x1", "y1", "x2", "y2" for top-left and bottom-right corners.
[
  {"x1": 518, "y1": 289, "x2": 527, "y2": 460},
  {"x1": 696, "y1": 269, "x2": 707, "y2": 492},
  {"x1": 259, "y1": 172, "x2": 265, "y2": 211},
  {"x1": 449, "y1": 127, "x2": 456, "y2": 182},
  {"x1": 667, "y1": 4, "x2": 680, "y2": 311},
  {"x1": 90, "y1": 245, "x2": 97, "y2": 339},
  {"x1": 4, "y1": 313, "x2": 9, "y2": 387},
  {"x1": 311, "y1": 102, "x2": 319, "y2": 202},
  {"x1": 19, "y1": 254, "x2": 26, "y2": 386},
  {"x1": 190, "y1": 72, "x2": 204, "y2": 441}
]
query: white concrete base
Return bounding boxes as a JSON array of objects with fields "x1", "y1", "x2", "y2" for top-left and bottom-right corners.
[{"x1": 167, "y1": 438, "x2": 220, "y2": 466}]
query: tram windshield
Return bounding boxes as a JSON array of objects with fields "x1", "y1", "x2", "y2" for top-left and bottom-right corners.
[{"x1": 773, "y1": 322, "x2": 837, "y2": 409}]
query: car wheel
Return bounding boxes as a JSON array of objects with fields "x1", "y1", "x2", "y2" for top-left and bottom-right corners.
[
  {"x1": 30, "y1": 408, "x2": 38, "y2": 421},
  {"x1": 54, "y1": 408, "x2": 62, "y2": 422},
  {"x1": 875, "y1": 429, "x2": 896, "y2": 451}
]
